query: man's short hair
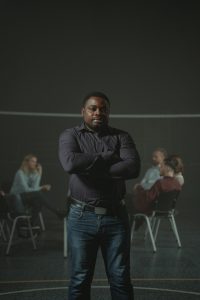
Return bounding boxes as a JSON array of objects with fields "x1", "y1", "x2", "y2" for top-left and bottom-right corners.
[
  {"x1": 154, "y1": 147, "x2": 168, "y2": 158},
  {"x1": 82, "y1": 91, "x2": 110, "y2": 107}
]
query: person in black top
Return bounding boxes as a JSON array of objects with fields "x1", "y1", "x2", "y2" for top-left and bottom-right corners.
[{"x1": 59, "y1": 91, "x2": 140, "y2": 300}]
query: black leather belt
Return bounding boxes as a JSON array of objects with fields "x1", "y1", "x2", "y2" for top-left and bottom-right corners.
[{"x1": 70, "y1": 198, "x2": 124, "y2": 215}]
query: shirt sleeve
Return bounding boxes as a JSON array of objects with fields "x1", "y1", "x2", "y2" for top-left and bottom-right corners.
[
  {"x1": 58, "y1": 129, "x2": 106, "y2": 174},
  {"x1": 31, "y1": 172, "x2": 41, "y2": 189},
  {"x1": 146, "y1": 180, "x2": 161, "y2": 203},
  {"x1": 108, "y1": 132, "x2": 140, "y2": 180},
  {"x1": 140, "y1": 167, "x2": 161, "y2": 190},
  {"x1": 13, "y1": 170, "x2": 41, "y2": 193}
]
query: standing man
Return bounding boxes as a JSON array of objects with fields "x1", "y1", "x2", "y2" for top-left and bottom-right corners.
[{"x1": 59, "y1": 91, "x2": 140, "y2": 300}]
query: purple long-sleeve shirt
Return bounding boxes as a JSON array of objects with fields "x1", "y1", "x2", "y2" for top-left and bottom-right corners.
[{"x1": 59, "y1": 122, "x2": 140, "y2": 207}]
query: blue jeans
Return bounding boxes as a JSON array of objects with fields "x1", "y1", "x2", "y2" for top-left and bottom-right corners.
[{"x1": 67, "y1": 204, "x2": 134, "y2": 300}]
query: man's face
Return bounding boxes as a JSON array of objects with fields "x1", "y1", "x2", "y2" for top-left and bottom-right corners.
[
  {"x1": 152, "y1": 151, "x2": 165, "y2": 166},
  {"x1": 81, "y1": 96, "x2": 110, "y2": 131}
]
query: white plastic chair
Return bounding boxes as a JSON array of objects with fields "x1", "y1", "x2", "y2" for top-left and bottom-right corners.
[
  {"x1": 6, "y1": 213, "x2": 37, "y2": 255},
  {"x1": 131, "y1": 190, "x2": 181, "y2": 252}
]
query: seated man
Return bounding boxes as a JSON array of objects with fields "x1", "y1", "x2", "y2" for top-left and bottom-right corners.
[
  {"x1": 133, "y1": 147, "x2": 167, "y2": 191},
  {"x1": 126, "y1": 155, "x2": 182, "y2": 230}
]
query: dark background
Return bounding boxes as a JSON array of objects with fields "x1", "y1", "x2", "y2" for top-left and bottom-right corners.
[{"x1": 0, "y1": 1, "x2": 200, "y2": 215}]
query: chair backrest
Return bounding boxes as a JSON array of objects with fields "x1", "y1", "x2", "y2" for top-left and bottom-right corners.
[
  {"x1": 1, "y1": 180, "x2": 18, "y2": 217},
  {"x1": 0, "y1": 194, "x2": 17, "y2": 219},
  {"x1": 153, "y1": 190, "x2": 180, "y2": 213},
  {"x1": 1, "y1": 179, "x2": 13, "y2": 193}
]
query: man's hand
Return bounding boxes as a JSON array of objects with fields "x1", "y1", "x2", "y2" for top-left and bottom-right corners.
[
  {"x1": 101, "y1": 151, "x2": 121, "y2": 166},
  {"x1": 0, "y1": 190, "x2": 6, "y2": 196},
  {"x1": 41, "y1": 184, "x2": 51, "y2": 191}
]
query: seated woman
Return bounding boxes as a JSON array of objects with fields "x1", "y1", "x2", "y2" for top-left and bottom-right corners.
[
  {"x1": 167, "y1": 154, "x2": 184, "y2": 186},
  {"x1": 9, "y1": 154, "x2": 66, "y2": 225},
  {"x1": 126, "y1": 155, "x2": 182, "y2": 230}
]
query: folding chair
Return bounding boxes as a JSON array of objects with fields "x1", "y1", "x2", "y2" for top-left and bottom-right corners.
[
  {"x1": 0, "y1": 194, "x2": 39, "y2": 255},
  {"x1": 150, "y1": 190, "x2": 181, "y2": 248},
  {"x1": 131, "y1": 190, "x2": 181, "y2": 252},
  {"x1": 6, "y1": 212, "x2": 37, "y2": 255},
  {"x1": 0, "y1": 178, "x2": 47, "y2": 255}
]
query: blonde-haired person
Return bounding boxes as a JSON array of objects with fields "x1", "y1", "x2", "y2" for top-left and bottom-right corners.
[
  {"x1": 13, "y1": 154, "x2": 50, "y2": 193},
  {"x1": 21, "y1": 154, "x2": 42, "y2": 175},
  {"x1": 10, "y1": 154, "x2": 66, "y2": 225}
]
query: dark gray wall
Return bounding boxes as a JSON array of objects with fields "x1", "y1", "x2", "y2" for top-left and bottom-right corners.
[{"x1": 0, "y1": 1, "x2": 200, "y2": 212}]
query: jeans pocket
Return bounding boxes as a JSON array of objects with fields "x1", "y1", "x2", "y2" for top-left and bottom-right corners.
[{"x1": 69, "y1": 205, "x2": 83, "y2": 219}]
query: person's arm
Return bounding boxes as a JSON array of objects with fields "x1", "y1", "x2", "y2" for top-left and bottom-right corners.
[
  {"x1": 133, "y1": 181, "x2": 160, "y2": 213},
  {"x1": 33, "y1": 164, "x2": 51, "y2": 191},
  {"x1": 58, "y1": 129, "x2": 109, "y2": 175},
  {"x1": 175, "y1": 173, "x2": 184, "y2": 186},
  {"x1": 59, "y1": 129, "x2": 140, "y2": 180},
  {"x1": 140, "y1": 168, "x2": 160, "y2": 190},
  {"x1": 31, "y1": 172, "x2": 42, "y2": 189},
  {"x1": 108, "y1": 132, "x2": 140, "y2": 180},
  {"x1": 14, "y1": 170, "x2": 41, "y2": 192},
  {"x1": 146, "y1": 180, "x2": 161, "y2": 204}
]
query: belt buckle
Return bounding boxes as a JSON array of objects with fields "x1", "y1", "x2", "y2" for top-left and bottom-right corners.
[{"x1": 94, "y1": 207, "x2": 107, "y2": 215}]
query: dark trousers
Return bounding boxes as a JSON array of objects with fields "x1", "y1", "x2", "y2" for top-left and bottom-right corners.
[
  {"x1": 21, "y1": 191, "x2": 57, "y2": 224},
  {"x1": 67, "y1": 204, "x2": 134, "y2": 300}
]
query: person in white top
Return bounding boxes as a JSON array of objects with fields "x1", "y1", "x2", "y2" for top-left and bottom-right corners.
[{"x1": 167, "y1": 154, "x2": 184, "y2": 186}]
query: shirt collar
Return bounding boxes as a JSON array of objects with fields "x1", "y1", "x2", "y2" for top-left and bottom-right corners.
[{"x1": 77, "y1": 122, "x2": 112, "y2": 135}]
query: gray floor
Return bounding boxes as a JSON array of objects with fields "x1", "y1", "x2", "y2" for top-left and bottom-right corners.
[{"x1": 0, "y1": 207, "x2": 200, "y2": 300}]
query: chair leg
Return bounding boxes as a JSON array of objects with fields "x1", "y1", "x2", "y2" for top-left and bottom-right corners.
[
  {"x1": 0, "y1": 220, "x2": 7, "y2": 241},
  {"x1": 169, "y1": 215, "x2": 182, "y2": 248},
  {"x1": 131, "y1": 214, "x2": 156, "y2": 252},
  {"x1": 145, "y1": 216, "x2": 157, "y2": 253},
  {"x1": 153, "y1": 219, "x2": 161, "y2": 242},
  {"x1": 27, "y1": 218, "x2": 37, "y2": 250},
  {"x1": 38, "y1": 212, "x2": 45, "y2": 231},
  {"x1": 6, "y1": 216, "x2": 37, "y2": 255},
  {"x1": 151, "y1": 217, "x2": 157, "y2": 233},
  {"x1": 63, "y1": 217, "x2": 67, "y2": 258},
  {"x1": 130, "y1": 219, "x2": 136, "y2": 242},
  {"x1": 144, "y1": 214, "x2": 155, "y2": 239},
  {"x1": 6, "y1": 218, "x2": 18, "y2": 255}
]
